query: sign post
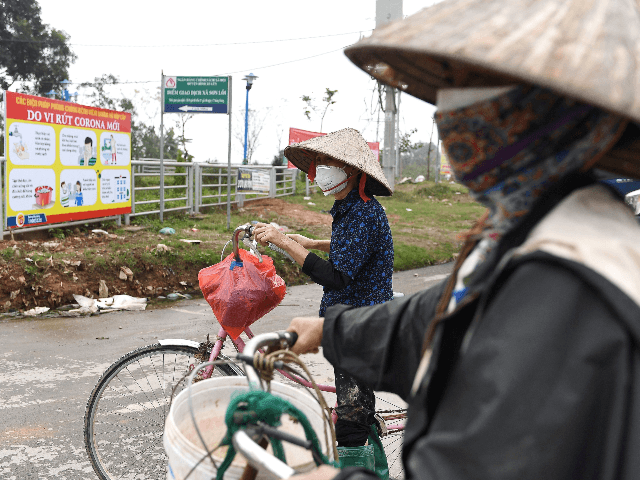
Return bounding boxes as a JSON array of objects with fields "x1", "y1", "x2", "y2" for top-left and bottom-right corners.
[
  {"x1": 226, "y1": 77, "x2": 233, "y2": 230},
  {"x1": 161, "y1": 75, "x2": 231, "y2": 223},
  {"x1": 160, "y1": 71, "x2": 165, "y2": 221}
]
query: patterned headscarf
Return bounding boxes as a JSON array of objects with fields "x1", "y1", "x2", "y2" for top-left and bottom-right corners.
[{"x1": 436, "y1": 85, "x2": 628, "y2": 308}]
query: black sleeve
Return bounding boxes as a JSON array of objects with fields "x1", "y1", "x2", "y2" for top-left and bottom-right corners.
[
  {"x1": 321, "y1": 280, "x2": 447, "y2": 400},
  {"x1": 302, "y1": 252, "x2": 353, "y2": 290}
]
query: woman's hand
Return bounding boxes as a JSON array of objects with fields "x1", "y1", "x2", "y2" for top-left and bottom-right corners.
[
  {"x1": 291, "y1": 464, "x2": 339, "y2": 480},
  {"x1": 287, "y1": 317, "x2": 325, "y2": 354},
  {"x1": 287, "y1": 233, "x2": 315, "y2": 249},
  {"x1": 253, "y1": 223, "x2": 288, "y2": 248}
]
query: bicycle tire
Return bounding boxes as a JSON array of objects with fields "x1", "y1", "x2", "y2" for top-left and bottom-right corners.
[{"x1": 84, "y1": 343, "x2": 242, "y2": 480}]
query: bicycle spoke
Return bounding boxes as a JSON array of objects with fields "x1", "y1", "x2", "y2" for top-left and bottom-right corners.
[
  {"x1": 85, "y1": 346, "x2": 238, "y2": 480},
  {"x1": 122, "y1": 365, "x2": 166, "y2": 422},
  {"x1": 149, "y1": 352, "x2": 178, "y2": 421},
  {"x1": 382, "y1": 433, "x2": 404, "y2": 479},
  {"x1": 99, "y1": 378, "x2": 166, "y2": 428},
  {"x1": 135, "y1": 356, "x2": 168, "y2": 413}
]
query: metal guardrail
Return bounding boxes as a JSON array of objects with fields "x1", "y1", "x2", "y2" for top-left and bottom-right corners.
[
  {"x1": 0, "y1": 157, "x2": 298, "y2": 237},
  {"x1": 194, "y1": 163, "x2": 296, "y2": 213}
]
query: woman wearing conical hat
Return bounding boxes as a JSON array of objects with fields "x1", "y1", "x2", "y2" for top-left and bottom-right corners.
[
  {"x1": 254, "y1": 128, "x2": 394, "y2": 466},
  {"x1": 287, "y1": 1, "x2": 640, "y2": 479}
]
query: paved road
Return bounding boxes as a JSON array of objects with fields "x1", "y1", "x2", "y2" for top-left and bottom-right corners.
[{"x1": 0, "y1": 263, "x2": 452, "y2": 479}]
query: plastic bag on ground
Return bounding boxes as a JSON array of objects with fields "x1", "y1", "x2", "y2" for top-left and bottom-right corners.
[
  {"x1": 71, "y1": 294, "x2": 147, "y2": 313},
  {"x1": 198, "y1": 249, "x2": 286, "y2": 339}
]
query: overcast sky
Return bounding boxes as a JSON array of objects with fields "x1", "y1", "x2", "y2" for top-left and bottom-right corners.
[{"x1": 37, "y1": 0, "x2": 442, "y2": 165}]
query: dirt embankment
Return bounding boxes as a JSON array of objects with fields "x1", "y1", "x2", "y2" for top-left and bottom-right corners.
[
  {"x1": 0, "y1": 233, "x2": 186, "y2": 311},
  {"x1": 0, "y1": 198, "x2": 333, "y2": 313}
]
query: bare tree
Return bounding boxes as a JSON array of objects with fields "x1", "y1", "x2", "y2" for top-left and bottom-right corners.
[
  {"x1": 174, "y1": 113, "x2": 194, "y2": 160},
  {"x1": 234, "y1": 108, "x2": 268, "y2": 163},
  {"x1": 301, "y1": 88, "x2": 338, "y2": 132}
]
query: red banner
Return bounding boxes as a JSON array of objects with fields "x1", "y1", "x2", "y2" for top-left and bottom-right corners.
[
  {"x1": 5, "y1": 92, "x2": 131, "y2": 132},
  {"x1": 287, "y1": 127, "x2": 380, "y2": 169},
  {"x1": 368, "y1": 142, "x2": 380, "y2": 161}
]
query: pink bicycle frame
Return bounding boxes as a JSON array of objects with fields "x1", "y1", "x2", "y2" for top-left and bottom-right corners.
[{"x1": 202, "y1": 325, "x2": 404, "y2": 432}]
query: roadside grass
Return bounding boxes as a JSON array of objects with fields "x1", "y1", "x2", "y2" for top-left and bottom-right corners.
[
  {"x1": 126, "y1": 178, "x2": 486, "y2": 281},
  {"x1": 21, "y1": 178, "x2": 485, "y2": 292},
  {"x1": 285, "y1": 177, "x2": 485, "y2": 273}
]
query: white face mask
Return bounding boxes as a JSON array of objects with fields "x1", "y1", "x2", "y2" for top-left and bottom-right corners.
[{"x1": 315, "y1": 165, "x2": 352, "y2": 196}]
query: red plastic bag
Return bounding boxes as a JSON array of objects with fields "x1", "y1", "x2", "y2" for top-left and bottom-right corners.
[{"x1": 198, "y1": 249, "x2": 286, "y2": 339}]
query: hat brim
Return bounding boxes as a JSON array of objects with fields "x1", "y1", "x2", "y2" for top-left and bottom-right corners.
[
  {"x1": 285, "y1": 144, "x2": 393, "y2": 196},
  {"x1": 284, "y1": 128, "x2": 393, "y2": 196},
  {"x1": 346, "y1": 46, "x2": 640, "y2": 179},
  {"x1": 344, "y1": 0, "x2": 640, "y2": 125},
  {"x1": 344, "y1": 0, "x2": 640, "y2": 179}
]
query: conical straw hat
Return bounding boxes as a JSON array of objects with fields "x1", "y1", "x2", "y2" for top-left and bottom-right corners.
[
  {"x1": 344, "y1": 0, "x2": 640, "y2": 178},
  {"x1": 284, "y1": 128, "x2": 392, "y2": 196}
]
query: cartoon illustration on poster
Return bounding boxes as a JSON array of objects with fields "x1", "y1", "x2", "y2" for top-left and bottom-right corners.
[
  {"x1": 8, "y1": 169, "x2": 56, "y2": 211},
  {"x1": 7, "y1": 122, "x2": 56, "y2": 166},
  {"x1": 100, "y1": 132, "x2": 130, "y2": 166},
  {"x1": 60, "y1": 180, "x2": 70, "y2": 207},
  {"x1": 59, "y1": 170, "x2": 98, "y2": 207},
  {"x1": 100, "y1": 169, "x2": 130, "y2": 203},
  {"x1": 4, "y1": 91, "x2": 132, "y2": 229},
  {"x1": 60, "y1": 128, "x2": 97, "y2": 166},
  {"x1": 9, "y1": 125, "x2": 29, "y2": 160}
]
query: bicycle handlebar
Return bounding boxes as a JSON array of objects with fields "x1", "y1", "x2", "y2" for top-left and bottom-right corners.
[
  {"x1": 239, "y1": 331, "x2": 298, "y2": 387},
  {"x1": 232, "y1": 224, "x2": 253, "y2": 263},
  {"x1": 230, "y1": 223, "x2": 296, "y2": 264}
]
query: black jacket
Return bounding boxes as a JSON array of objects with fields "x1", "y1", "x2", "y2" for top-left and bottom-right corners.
[{"x1": 322, "y1": 181, "x2": 640, "y2": 480}]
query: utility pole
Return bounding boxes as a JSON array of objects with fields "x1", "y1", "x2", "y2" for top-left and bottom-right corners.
[
  {"x1": 395, "y1": 90, "x2": 401, "y2": 178},
  {"x1": 376, "y1": 0, "x2": 402, "y2": 191},
  {"x1": 427, "y1": 116, "x2": 435, "y2": 181}
]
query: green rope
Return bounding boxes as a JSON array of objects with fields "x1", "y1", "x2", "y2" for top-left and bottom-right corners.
[{"x1": 215, "y1": 390, "x2": 337, "y2": 480}]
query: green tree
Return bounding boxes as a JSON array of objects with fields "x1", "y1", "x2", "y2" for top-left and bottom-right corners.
[
  {"x1": 78, "y1": 75, "x2": 180, "y2": 160},
  {"x1": 135, "y1": 124, "x2": 179, "y2": 160},
  {"x1": 78, "y1": 74, "x2": 120, "y2": 110},
  {"x1": 0, "y1": 0, "x2": 76, "y2": 94},
  {"x1": 399, "y1": 128, "x2": 424, "y2": 153},
  {"x1": 271, "y1": 149, "x2": 285, "y2": 166},
  {"x1": 0, "y1": 0, "x2": 76, "y2": 154}
]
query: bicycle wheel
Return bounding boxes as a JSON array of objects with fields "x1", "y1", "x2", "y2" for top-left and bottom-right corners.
[
  {"x1": 375, "y1": 394, "x2": 407, "y2": 480},
  {"x1": 381, "y1": 426, "x2": 405, "y2": 480},
  {"x1": 84, "y1": 343, "x2": 243, "y2": 480}
]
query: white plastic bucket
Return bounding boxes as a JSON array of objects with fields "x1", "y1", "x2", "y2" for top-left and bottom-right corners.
[{"x1": 164, "y1": 376, "x2": 331, "y2": 480}]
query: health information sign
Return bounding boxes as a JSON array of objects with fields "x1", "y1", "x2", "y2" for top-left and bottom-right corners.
[
  {"x1": 4, "y1": 91, "x2": 132, "y2": 229},
  {"x1": 163, "y1": 76, "x2": 229, "y2": 114}
]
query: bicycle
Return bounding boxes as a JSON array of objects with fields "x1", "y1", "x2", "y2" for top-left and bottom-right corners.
[{"x1": 84, "y1": 224, "x2": 407, "y2": 480}]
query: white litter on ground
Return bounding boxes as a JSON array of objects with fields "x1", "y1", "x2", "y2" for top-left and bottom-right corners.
[
  {"x1": 71, "y1": 294, "x2": 148, "y2": 314},
  {"x1": 24, "y1": 306, "x2": 50, "y2": 316}
]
